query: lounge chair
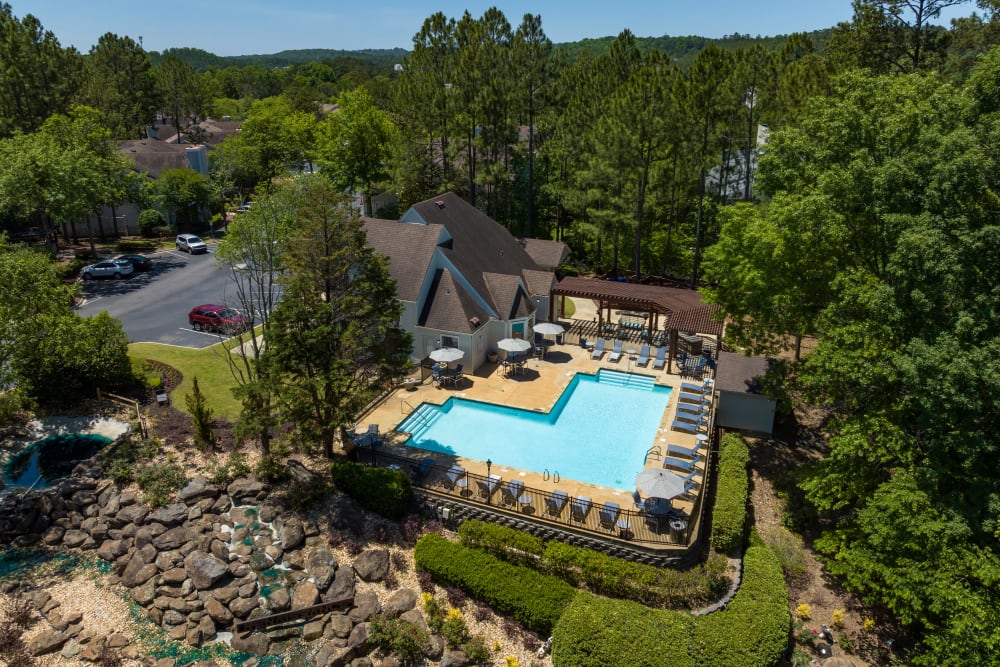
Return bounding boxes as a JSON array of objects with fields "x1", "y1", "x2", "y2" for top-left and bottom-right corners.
[
  {"x1": 444, "y1": 465, "x2": 465, "y2": 489},
  {"x1": 678, "y1": 391, "x2": 709, "y2": 404},
  {"x1": 680, "y1": 380, "x2": 711, "y2": 393},
  {"x1": 663, "y1": 454, "x2": 702, "y2": 472},
  {"x1": 636, "y1": 345, "x2": 650, "y2": 366},
  {"x1": 501, "y1": 480, "x2": 524, "y2": 506},
  {"x1": 607, "y1": 340, "x2": 624, "y2": 363},
  {"x1": 671, "y1": 417, "x2": 705, "y2": 433},
  {"x1": 675, "y1": 409, "x2": 707, "y2": 424},
  {"x1": 591, "y1": 338, "x2": 606, "y2": 360},
  {"x1": 599, "y1": 502, "x2": 621, "y2": 530},
  {"x1": 477, "y1": 473, "x2": 502, "y2": 499},
  {"x1": 667, "y1": 442, "x2": 702, "y2": 458},
  {"x1": 571, "y1": 496, "x2": 592, "y2": 522},
  {"x1": 545, "y1": 490, "x2": 568, "y2": 517},
  {"x1": 651, "y1": 347, "x2": 666, "y2": 370},
  {"x1": 676, "y1": 400, "x2": 709, "y2": 413}
]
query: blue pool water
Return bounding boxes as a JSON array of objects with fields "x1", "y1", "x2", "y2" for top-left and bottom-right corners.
[{"x1": 396, "y1": 370, "x2": 671, "y2": 490}]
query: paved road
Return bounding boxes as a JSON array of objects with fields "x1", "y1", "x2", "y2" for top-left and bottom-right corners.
[{"x1": 75, "y1": 246, "x2": 244, "y2": 349}]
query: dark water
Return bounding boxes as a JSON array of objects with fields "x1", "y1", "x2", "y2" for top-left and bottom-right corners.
[{"x1": 3, "y1": 433, "x2": 111, "y2": 488}]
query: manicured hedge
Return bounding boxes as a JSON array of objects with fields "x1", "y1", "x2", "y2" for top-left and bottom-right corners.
[
  {"x1": 711, "y1": 433, "x2": 751, "y2": 555},
  {"x1": 329, "y1": 460, "x2": 412, "y2": 519},
  {"x1": 551, "y1": 539, "x2": 790, "y2": 667},
  {"x1": 413, "y1": 534, "x2": 576, "y2": 635},
  {"x1": 457, "y1": 520, "x2": 544, "y2": 564},
  {"x1": 551, "y1": 592, "x2": 696, "y2": 667},
  {"x1": 693, "y1": 540, "x2": 790, "y2": 666}
]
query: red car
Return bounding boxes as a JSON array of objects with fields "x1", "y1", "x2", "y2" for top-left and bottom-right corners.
[{"x1": 187, "y1": 304, "x2": 246, "y2": 334}]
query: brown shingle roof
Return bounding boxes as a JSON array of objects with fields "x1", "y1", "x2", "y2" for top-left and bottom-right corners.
[
  {"x1": 522, "y1": 269, "x2": 557, "y2": 299},
  {"x1": 522, "y1": 238, "x2": 568, "y2": 269},
  {"x1": 119, "y1": 140, "x2": 191, "y2": 178},
  {"x1": 363, "y1": 219, "x2": 444, "y2": 302},
  {"x1": 483, "y1": 273, "x2": 524, "y2": 320},
  {"x1": 715, "y1": 351, "x2": 773, "y2": 395},
  {"x1": 419, "y1": 268, "x2": 490, "y2": 333},
  {"x1": 552, "y1": 276, "x2": 723, "y2": 336}
]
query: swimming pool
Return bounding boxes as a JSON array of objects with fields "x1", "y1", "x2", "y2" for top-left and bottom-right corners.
[{"x1": 396, "y1": 369, "x2": 671, "y2": 490}]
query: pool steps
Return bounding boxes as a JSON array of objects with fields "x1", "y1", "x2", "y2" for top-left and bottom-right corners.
[{"x1": 595, "y1": 369, "x2": 656, "y2": 391}]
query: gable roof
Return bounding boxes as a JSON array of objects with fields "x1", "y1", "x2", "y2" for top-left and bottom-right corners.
[
  {"x1": 522, "y1": 238, "x2": 568, "y2": 269},
  {"x1": 119, "y1": 140, "x2": 192, "y2": 178},
  {"x1": 363, "y1": 219, "x2": 444, "y2": 302},
  {"x1": 407, "y1": 193, "x2": 543, "y2": 313},
  {"x1": 521, "y1": 269, "x2": 557, "y2": 299},
  {"x1": 419, "y1": 268, "x2": 490, "y2": 333}
]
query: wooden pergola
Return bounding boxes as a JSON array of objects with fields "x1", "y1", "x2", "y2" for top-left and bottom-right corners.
[{"x1": 551, "y1": 277, "x2": 724, "y2": 362}]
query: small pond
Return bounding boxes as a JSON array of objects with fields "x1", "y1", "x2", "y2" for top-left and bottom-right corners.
[{"x1": 3, "y1": 433, "x2": 111, "y2": 489}]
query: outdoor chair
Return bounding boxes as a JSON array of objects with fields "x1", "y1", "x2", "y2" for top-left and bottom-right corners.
[
  {"x1": 579, "y1": 337, "x2": 588, "y2": 349},
  {"x1": 477, "y1": 473, "x2": 502, "y2": 499},
  {"x1": 671, "y1": 416, "x2": 705, "y2": 433},
  {"x1": 571, "y1": 496, "x2": 592, "y2": 522},
  {"x1": 636, "y1": 345, "x2": 651, "y2": 366},
  {"x1": 663, "y1": 454, "x2": 702, "y2": 472},
  {"x1": 546, "y1": 490, "x2": 568, "y2": 517},
  {"x1": 608, "y1": 340, "x2": 624, "y2": 363},
  {"x1": 651, "y1": 347, "x2": 667, "y2": 370},
  {"x1": 667, "y1": 442, "x2": 702, "y2": 458},
  {"x1": 632, "y1": 490, "x2": 646, "y2": 511},
  {"x1": 679, "y1": 391, "x2": 709, "y2": 404},
  {"x1": 675, "y1": 409, "x2": 708, "y2": 425},
  {"x1": 444, "y1": 465, "x2": 465, "y2": 489},
  {"x1": 676, "y1": 401, "x2": 709, "y2": 416},
  {"x1": 599, "y1": 502, "x2": 621, "y2": 530},
  {"x1": 501, "y1": 480, "x2": 524, "y2": 506},
  {"x1": 591, "y1": 339, "x2": 606, "y2": 360},
  {"x1": 680, "y1": 380, "x2": 711, "y2": 394}
]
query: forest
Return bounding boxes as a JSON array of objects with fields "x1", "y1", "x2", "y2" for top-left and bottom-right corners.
[{"x1": 2, "y1": 0, "x2": 1000, "y2": 663}]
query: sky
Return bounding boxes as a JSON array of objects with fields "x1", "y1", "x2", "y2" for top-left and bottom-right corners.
[{"x1": 16, "y1": 1, "x2": 978, "y2": 56}]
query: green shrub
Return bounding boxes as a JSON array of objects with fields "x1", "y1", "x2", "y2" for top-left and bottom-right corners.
[
  {"x1": 765, "y1": 526, "x2": 808, "y2": 579},
  {"x1": 135, "y1": 460, "x2": 188, "y2": 507},
  {"x1": 138, "y1": 209, "x2": 166, "y2": 237},
  {"x1": 255, "y1": 455, "x2": 291, "y2": 483},
  {"x1": 285, "y1": 479, "x2": 331, "y2": 513},
  {"x1": 693, "y1": 540, "x2": 790, "y2": 666},
  {"x1": 208, "y1": 451, "x2": 252, "y2": 486},
  {"x1": 58, "y1": 257, "x2": 90, "y2": 281},
  {"x1": 711, "y1": 433, "x2": 751, "y2": 555},
  {"x1": 552, "y1": 592, "x2": 696, "y2": 667},
  {"x1": 414, "y1": 534, "x2": 576, "y2": 635},
  {"x1": 368, "y1": 614, "x2": 429, "y2": 663},
  {"x1": 116, "y1": 239, "x2": 158, "y2": 252},
  {"x1": 457, "y1": 520, "x2": 544, "y2": 564},
  {"x1": 330, "y1": 460, "x2": 412, "y2": 520},
  {"x1": 105, "y1": 434, "x2": 161, "y2": 487}
]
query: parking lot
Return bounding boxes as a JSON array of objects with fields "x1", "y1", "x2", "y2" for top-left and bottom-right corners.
[{"x1": 74, "y1": 246, "x2": 254, "y2": 349}]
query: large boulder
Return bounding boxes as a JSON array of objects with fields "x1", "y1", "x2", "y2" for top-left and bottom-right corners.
[
  {"x1": 352, "y1": 549, "x2": 389, "y2": 583},
  {"x1": 278, "y1": 516, "x2": 305, "y2": 551},
  {"x1": 183, "y1": 551, "x2": 229, "y2": 590},
  {"x1": 204, "y1": 598, "x2": 233, "y2": 624},
  {"x1": 291, "y1": 580, "x2": 319, "y2": 609},
  {"x1": 120, "y1": 558, "x2": 158, "y2": 588},
  {"x1": 152, "y1": 526, "x2": 193, "y2": 551},
  {"x1": 178, "y1": 478, "x2": 220, "y2": 503},
  {"x1": 228, "y1": 595, "x2": 259, "y2": 619},
  {"x1": 384, "y1": 589, "x2": 418, "y2": 617},
  {"x1": 323, "y1": 567, "x2": 356, "y2": 603},
  {"x1": 227, "y1": 478, "x2": 268, "y2": 503},
  {"x1": 27, "y1": 628, "x2": 68, "y2": 656},
  {"x1": 348, "y1": 591, "x2": 380, "y2": 623},
  {"x1": 147, "y1": 504, "x2": 188, "y2": 526},
  {"x1": 307, "y1": 546, "x2": 338, "y2": 590}
]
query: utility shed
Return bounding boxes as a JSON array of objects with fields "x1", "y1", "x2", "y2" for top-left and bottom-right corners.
[{"x1": 715, "y1": 351, "x2": 776, "y2": 436}]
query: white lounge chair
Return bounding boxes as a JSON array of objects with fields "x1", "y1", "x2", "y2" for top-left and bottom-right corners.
[
  {"x1": 651, "y1": 347, "x2": 667, "y2": 370},
  {"x1": 608, "y1": 340, "x2": 624, "y2": 363},
  {"x1": 591, "y1": 339, "x2": 606, "y2": 360},
  {"x1": 636, "y1": 345, "x2": 651, "y2": 366}
]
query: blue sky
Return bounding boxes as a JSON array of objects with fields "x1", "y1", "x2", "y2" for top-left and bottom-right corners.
[{"x1": 17, "y1": 1, "x2": 977, "y2": 56}]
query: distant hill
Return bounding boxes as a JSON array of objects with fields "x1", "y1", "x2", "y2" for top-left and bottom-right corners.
[{"x1": 152, "y1": 30, "x2": 832, "y2": 72}]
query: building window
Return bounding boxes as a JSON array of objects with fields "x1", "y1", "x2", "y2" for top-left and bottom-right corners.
[{"x1": 442, "y1": 335, "x2": 458, "y2": 348}]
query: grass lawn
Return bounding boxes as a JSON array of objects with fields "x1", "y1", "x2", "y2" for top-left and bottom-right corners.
[
  {"x1": 562, "y1": 296, "x2": 576, "y2": 319},
  {"x1": 130, "y1": 339, "x2": 246, "y2": 421}
]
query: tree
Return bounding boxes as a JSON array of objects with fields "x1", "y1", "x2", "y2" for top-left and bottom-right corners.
[
  {"x1": 155, "y1": 55, "x2": 208, "y2": 142},
  {"x1": 258, "y1": 176, "x2": 411, "y2": 458},
  {"x1": 78, "y1": 33, "x2": 158, "y2": 139},
  {"x1": 512, "y1": 14, "x2": 553, "y2": 238},
  {"x1": 318, "y1": 87, "x2": 399, "y2": 216},
  {"x1": 185, "y1": 376, "x2": 217, "y2": 451},
  {"x1": 154, "y1": 168, "x2": 215, "y2": 228}
]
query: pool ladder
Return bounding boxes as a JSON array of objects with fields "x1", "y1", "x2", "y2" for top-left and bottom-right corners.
[{"x1": 644, "y1": 445, "x2": 662, "y2": 465}]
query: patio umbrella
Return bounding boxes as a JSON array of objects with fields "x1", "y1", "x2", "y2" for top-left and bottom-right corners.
[
  {"x1": 634, "y1": 468, "x2": 685, "y2": 500},
  {"x1": 429, "y1": 347, "x2": 464, "y2": 363},
  {"x1": 497, "y1": 338, "x2": 532, "y2": 354},
  {"x1": 533, "y1": 322, "x2": 565, "y2": 337}
]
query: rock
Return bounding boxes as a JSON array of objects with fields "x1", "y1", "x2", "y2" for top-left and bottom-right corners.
[
  {"x1": 97, "y1": 539, "x2": 129, "y2": 562},
  {"x1": 160, "y1": 567, "x2": 188, "y2": 584},
  {"x1": 352, "y1": 658, "x2": 375, "y2": 667},
  {"x1": 113, "y1": 503, "x2": 148, "y2": 527},
  {"x1": 228, "y1": 595, "x2": 259, "y2": 619},
  {"x1": 348, "y1": 591, "x2": 379, "y2": 623},
  {"x1": 60, "y1": 638, "x2": 80, "y2": 658},
  {"x1": 27, "y1": 628, "x2": 69, "y2": 656},
  {"x1": 204, "y1": 598, "x2": 233, "y2": 624},
  {"x1": 279, "y1": 516, "x2": 305, "y2": 551},
  {"x1": 264, "y1": 586, "x2": 290, "y2": 612},
  {"x1": 228, "y1": 478, "x2": 268, "y2": 503},
  {"x1": 79, "y1": 638, "x2": 105, "y2": 661},
  {"x1": 292, "y1": 580, "x2": 319, "y2": 609},
  {"x1": 423, "y1": 635, "x2": 445, "y2": 661},
  {"x1": 153, "y1": 526, "x2": 192, "y2": 551},
  {"x1": 155, "y1": 550, "x2": 183, "y2": 571},
  {"x1": 307, "y1": 547, "x2": 338, "y2": 590},
  {"x1": 106, "y1": 633, "x2": 129, "y2": 649},
  {"x1": 211, "y1": 585, "x2": 239, "y2": 604},
  {"x1": 80, "y1": 516, "x2": 110, "y2": 540},
  {"x1": 323, "y1": 567, "x2": 356, "y2": 603},
  {"x1": 346, "y1": 622, "x2": 370, "y2": 651},
  {"x1": 41, "y1": 525, "x2": 65, "y2": 545},
  {"x1": 352, "y1": 550, "x2": 389, "y2": 583},
  {"x1": 161, "y1": 609, "x2": 185, "y2": 626},
  {"x1": 399, "y1": 609, "x2": 427, "y2": 631},
  {"x1": 303, "y1": 619, "x2": 325, "y2": 641},
  {"x1": 230, "y1": 629, "x2": 270, "y2": 654},
  {"x1": 314, "y1": 643, "x2": 353, "y2": 667},
  {"x1": 183, "y1": 551, "x2": 229, "y2": 590},
  {"x1": 61, "y1": 529, "x2": 91, "y2": 548},
  {"x1": 258, "y1": 502, "x2": 279, "y2": 523},
  {"x1": 384, "y1": 589, "x2": 418, "y2": 617},
  {"x1": 147, "y1": 504, "x2": 189, "y2": 526},
  {"x1": 132, "y1": 579, "x2": 156, "y2": 606},
  {"x1": 121, "y1": 561, "x2": 159, "y2": 588},
  {"x1": 440, "y1": 650, "x2": 471, "y2": 667},
  {"x1": 328, "y1": 613, "x2": 354, "y2": 639},
  {"x1": 210, "y1": 538, "x2": 229, "y2": 561},
  {"x1": 179, "y1": 478, "x2": 220, "y2": 503}
]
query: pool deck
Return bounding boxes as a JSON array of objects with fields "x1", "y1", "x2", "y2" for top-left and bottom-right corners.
[{"x1": 355, "y1": 340, "x2": 713, "y2": 535}]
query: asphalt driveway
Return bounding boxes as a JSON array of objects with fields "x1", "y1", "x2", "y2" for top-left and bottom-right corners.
[{"x1": 75, "y1": 246, "x2": 248, "y2": 348}]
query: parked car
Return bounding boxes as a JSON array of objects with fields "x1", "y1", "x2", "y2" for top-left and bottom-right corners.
[
  {"x1": 81, "y1": 258, "x2": 134, "y2": 280},
  {"x1": 176, "y1": 234, "x2": 208, "y2": 254},
  {"x1": 116, "y1": 254, "x2": 152, "y2": 272},
  {"x1": 188, "y1": 304, "x2": 246, "y2": 334}
]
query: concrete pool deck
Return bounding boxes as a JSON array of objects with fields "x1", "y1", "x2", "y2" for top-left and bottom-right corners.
[{"x1": 356, "y1": 336, "x2": 714, "y2": 526}]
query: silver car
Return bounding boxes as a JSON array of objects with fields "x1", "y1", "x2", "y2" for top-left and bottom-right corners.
[
  {"x1": 81, "y1": 258, "x2": 134, "y2": 280},
  {"x1": 176, "y1": 233, "x2": 208, "y2": 254}
]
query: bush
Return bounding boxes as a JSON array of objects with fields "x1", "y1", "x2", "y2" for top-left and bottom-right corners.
[
  {"x1": 58, "y1": 257, "x2": 90, "y2": 281},
  {"x1": 105, "y1": 434, "x2": 161, "y2": 487},
  {"x1": 414, "y1": 534, "x2": 576, "y2": 635},
  {"x1": 692, "y1": 539, "x2": 790, "y2": 666},
  {"x1": 285, "y1": 479, "x2": 330, "y2": 513},
  {"x1": 255, "y1": 455, "x2": 290, "y2": 483},
  {"x1": 135, "y1": 460, "x2": 188, "y2": 507},
  {"x1": 711, "y1": 433, "x2": 751, "y2": 555},
  {"x1": 330, "y1": 460, "x2": 412, "y2": 520},
  {"x1": 368, "y1": 614, "x2": 429, "y2": 663},
  {"x1": 208, "y1": 450, "x2": 252, "y2": 485},
  {"x1": 552, "y1": 592, "x2": 697, "y2": 667},
  {"x1": 138, "y1": 209, "x2": 167, "y2": 237},
  {"x1": 457, "y1": 520, "x2": 544, "y2": 565},
  {"x1": 116, "y1": 239, "x2": 157, "y2": 252}
]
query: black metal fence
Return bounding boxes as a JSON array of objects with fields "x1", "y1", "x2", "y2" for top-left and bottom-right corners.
[{"x1": 361, "y1": 446, "x2": 706, "y2": 548}]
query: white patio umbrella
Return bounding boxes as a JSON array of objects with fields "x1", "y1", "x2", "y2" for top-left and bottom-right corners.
[
  {"x1": 497, "y1": 338, "x2": 532, "y2": 354},
  {"x1": 429, "y1": 347, "x2": 464, "y2": 364},
  {"x1": 634, "y1": 468, "x2": 685, "y2": 500},
  {"x1": 533, "y1": 322, "x2": 565, "y2": 337}
]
